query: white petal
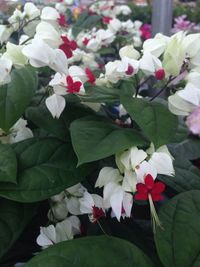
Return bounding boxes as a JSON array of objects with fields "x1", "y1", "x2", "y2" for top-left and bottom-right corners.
[
  {"x1": 135, "y1": 160, "x2": 157, "y2": 182},
  {"x1": 110, "y1": 187, "x2": 124, "y2": 221},
  {"x1": 122, "y1": 192, "x2": 133, "y2": 218},
  {"x1": 95, "y1": 167, "x2": 123, "y2": 188},
  {"x1": 122, "y1": 169, "x2": 137, "y2": 192},
  {"x1": 45, "y1": 94, "x2": 65, "y2": 119},
  {"x1": 79, "y1": 191, "x2": 94, "y2": 214},
  {"x1": 130, "y1": 147, "x2": 147, "y2": 169},
  {"x1": 149, "y1": 152, "x2": 175, "y2": 176}
]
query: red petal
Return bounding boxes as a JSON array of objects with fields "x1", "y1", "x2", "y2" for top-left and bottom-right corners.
[
  {"x1": 151, "y1": 193, "x2": 163, "y2": 202},
  {"x1": 144, "y1": 174, "x2": 154, "y2": 189},
  {"x1": 59, "y1": 44, "x2": 73, "y2": 58},
  {"x1": 151, "y1": 182, "x2": 166, "y2": 194},
  {"x1": 134, "y1": 192, "x2": 148, "y2": 201},
  {"x1": 85, "y1": 68, "x2": 96, "y2": 84},
  {"x1": 70, "y1": 40, "x2": 77, "y2": 50},
  {"x1": 66, "y1": 75, "x2": 73, "y2": 86},
  {"x1": 136, "y1": 183, "x2": 148, "y2": 194},
  {"x1": 74, "y1": 81, "x2": 82, "y2": 91}
]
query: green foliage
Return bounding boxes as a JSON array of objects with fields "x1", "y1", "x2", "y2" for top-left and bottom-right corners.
[
  {"x1": 24, "y1": 236, "x2": 155, "y2": 267},
  {"x1": 0, "y1": 144, "x2": 17, "y2": 183},
  {"x1": 155, "y1": 190, "x2": 200, "y2": 267},
  {"x1": 159, "y1": 157, "x2": 200, "y2": 192},
  {"x1": 121, "y1": 96, "x2": 178, "y2": 149},
  {"x1": 72, "y1": 12, "x2": 101, "y2": 37},
  {"x1": 0, "y1": 67, "x2": 37, "y2": 132},
  {"x1": 0, "y1": 138, "x2": 92, "y2": 202},
  {"x1": 70, "y1": 115, "x2": 148, "y2": 165},
  {"x1": 0, "y1": 199, "x2": 36, "y2": 258},
  {"x1": 27, "y1": 102, "x2": 94, "y2": 142}
]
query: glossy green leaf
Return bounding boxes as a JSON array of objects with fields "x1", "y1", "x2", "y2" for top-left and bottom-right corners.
[
  {"x1": 0, "y1": 198, "x2": 36, "y2": 258},
  {"x1": 0, "y1": 138, "x2": 92, "y2": 202},
  {"x1": 0, "y1": 67, "x2": 37, "y2": 131},
  {"x1": 27, "y1": 103, "x2": 94, "y2": 141},
  {"x1": 159, "y1": 157, "x2": 200, "y2": 192},
  {"x1": 24, "y1": 236, "x2": 155, "y2": 267},
  {"x1": 70, "y1": 115, "x2": 148, "y2": 165},
  {"x1": 121, "y1": 97, "x2": 178, "y2": 148},
  {"x1": 0, "y1": 144, "x2": 17, "y2": 183},
  {"x1": 81, "y1": 85, "x2": 120, "y2": 103},
  {"x1": 155, "y1": 190, "x2": 200, "y2": 267}
]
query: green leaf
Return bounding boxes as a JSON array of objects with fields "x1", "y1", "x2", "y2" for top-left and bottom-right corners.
[
  {"x1": 72, "y1": 12, "x2": 101, "y2": 37},
  {"x1": 172, "y1": 138, "x2": 200, "y2": 160},
  {"x1": 159, "y1": 157, "x2": 200, "y2": 192},
  {"x1": 27, "y1": 103, "x2": 94, "y2": 141},
  {"x1": 81, "y1": 85, "x2": 120, "y2": 104},
  {"x1": 0, "y1": 138, "x2": 92, "y2": 202},
  {"x1": 121, "y1": 97, "x2": 178, "y2": 148},
  {"x1": 0, "y1": 144, "x2": 17, "y2": 183},
  {"x1": 98, "y1": 47, "x2": 116, "y2": 55},
  {"x1": 24, "y1": 236, "x2": 155, "y2": 267},
  {"x1": 0, "y1": 67, "x2": 37, "y2": 131},
  {"x1": 0, "y1": 198, "x2": 36, "y2": 258},
  {"x1": 155, "y1": 190, "x2": 200, "y2": 267},
  {"x1": 70, "y1": 115, "x2": 148, "y2": 165}
]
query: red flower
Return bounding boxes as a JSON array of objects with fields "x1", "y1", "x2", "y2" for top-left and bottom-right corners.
[
  {"x1": 102, "y1": 16, "x2": 113, "y2": 24},
  {"x1": 82, "y1": 37, "x2": 90, "y2": 46},
  {"x1": 92, "y1": 206, "x2": 105, "y2": 222},
  {"x1": 85, "y1": 68, "x2": 96, "y2": 85},
  {"x1": 155, "y1": 69, "x2": 165, "y2": 80},
  {"x1": 58, "y1": 14, "x2": 66, "y2": 27},
  {"x1": 66, "y1": 75, "x2": 82, "y2": 93},
  {"x1": 59, "y1": 36, "x2": 77, "y2": 58},
  {"x1": 134, "y1": 174, "x2": 165, "y2": 202}
]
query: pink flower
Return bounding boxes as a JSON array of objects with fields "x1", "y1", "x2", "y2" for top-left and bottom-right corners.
[
  {"x1": 140, "y1": 24, "x2": 151, "y2": 40},
  {"x1": 186, "y1": 106, "x2": 200, "y2": 135}
]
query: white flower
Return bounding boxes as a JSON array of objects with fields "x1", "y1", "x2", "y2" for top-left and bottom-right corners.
[
  {"x1": 23, "y1": 2, "x2": 40, "y2": 20},
  {"x1": 135, "y1": 160, "x2": 157, "y2": 183},
  {"x1": 168, "y1": 93, "x2": 194, "y2": 116},
  {"x1": 0, "y1": 57, "x2": 12, "y2": 85},
  {"x1": 3, "y1": 42, "x2": 28, "y2": 68},
  {"x1": 0, "y1": 25, "x2": 13, "y2": 44},
  {"x1": 119, "y1": 45, "x2": 140, "y2": 60},
  {"x1": 108, "y1": 18, "x2": 122, "y2": 33},
  {"x1": 117, "y1": 57, "x2": 139, "y2": 77},
  {"x1": 41, "y1": 7, "x2": 60, "y2": 23},
  {"x1": 35, "y1": 22, "x2": 62, "y2": 48},
  {"x1": 139, "y1": 52, "x2": 163, "y2": 75},
  {"x1": 143, "y1": 34, "x2": 168, "y2": 58},
  {"x1": 48, "y1": 201, "x2": 68, "y2": 221},
  {"x1": 79, "y1": 192, "x2": 105, "y2": 222},
  {"x1": 103, "y1": 182, "x2": 133, "y2": 221},
  {"x1": 22, "y1": 38, "x2": 68, "y2": 74},
  {"x1": 37, "y1": 216, "x2": 80, "y2": 248},
  {"x1": 119, "y1": 146, "x2": 147, "y2": 171},
  {"x1": 8, "y1": 9, "x2": 24, "y2": 30},
  {"x1": 113, "y1": 5, "x2": 131, "y2": 16},
  {"x1": 105, "y1": 60, "x2": 123, "y2": 83},
  {"x1": 45, "y1": 94, "x2": 66, "y2": 119},
  {"x1": 9, "y1": 118, "x2": 33, "y2": 143},
  {"x1": 148, "y1": 145, "x2": 175, "y2": 176},
  {"x1": 95, "y1": 167, "x2": 123, "y2": 188}
]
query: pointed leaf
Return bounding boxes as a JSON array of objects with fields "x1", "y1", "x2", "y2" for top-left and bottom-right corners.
[
  {"x1": 70, "y1": 115, "x2": 148, "y2": 165},
  {"x1": 155, "y1": 190, "x2": 200, "y2": 267},
  {"x1": 0, "y1": 138, "x2": 92, "y2": 202},
  {"x1": 121, "y1": 97, "x2": 178, "y2": 148},
  {"x1": 24, "y1": 236, "x2": 155, "y2": 267},
  {"x1": 0, "y1": 67, "x2": 37, "y2": 131},
  {"x1": 0, "y1": 144, "x2": 17, "y2": 183}
]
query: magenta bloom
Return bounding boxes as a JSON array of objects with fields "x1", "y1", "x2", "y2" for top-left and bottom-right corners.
[
  {"x1": 186, "y1": 107, "x2": 200, "y2": 135},
  {"x1": 140, "y1": 24, "x2": 151, "y2": 40}
]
